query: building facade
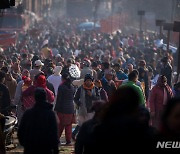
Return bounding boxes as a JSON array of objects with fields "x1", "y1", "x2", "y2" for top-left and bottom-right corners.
[{"x1": 22, "y1": 0, "x2": 52, "y2": 18}]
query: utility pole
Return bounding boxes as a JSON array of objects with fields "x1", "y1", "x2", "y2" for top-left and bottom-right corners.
[
  {"x1": 173, "y1": 21, "x2": 180, "y2": 83},
  {"x1": 163, "y1": 23, "x2": 174, "y2": 51},
  {"x1": 156, "y1": 19, "x2": 165, "y2": 39}
]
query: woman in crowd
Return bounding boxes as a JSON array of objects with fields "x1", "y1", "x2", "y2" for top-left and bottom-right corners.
[
  {"x1": 55, "y1": 73, "x2": 75, "y2": 145},
  {"x1": 149, "y1": 75, "x2": 173, "y2": 128}
]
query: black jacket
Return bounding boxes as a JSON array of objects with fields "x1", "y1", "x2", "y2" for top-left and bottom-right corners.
[
  {"x1": 0, "y1": 83, "x2": 11, "y2": 115},
  {"x1": 55, "y1": 83, "x2": 75, "y2": 114},
  {"x1": 18, "y1": 101, "x2": 59, "y2": 154}
]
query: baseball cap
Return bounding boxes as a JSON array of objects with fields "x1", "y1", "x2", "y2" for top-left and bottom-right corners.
[{"x1": 34, "y1": 60, "x2": 44, "y2": 67}]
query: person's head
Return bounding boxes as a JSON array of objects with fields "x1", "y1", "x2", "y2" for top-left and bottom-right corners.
[
  {"x1": 22, "y1": 53, "x2": 28, "y2": 59},
  {"x1": 103, "y1": 86, "x2": 140, "y2": 119},
  {"x1": 84, "y1": 74, "x2": 94, "y2": 87},
  {"x1": 95, "y1": 80, "x2": 102, "y2": 88},
  {"x1": 22, "y1": 69, "x2": 30, "y2": 78},
  {"x1": 91, "y1": 100, "x2": 106, "y2": 118},
  {"x1": 0, "y1": 59, "x2": 4, "y2": 68},
  {"x1": 66, "y1": 58, "x2": 72, "y2": 67},
  {"x1": 161, "y1": 56, "x2": 168, "y2": 65},
  {"x1": 83, "y1": 59, "x2": 91, "y2": 68},
  {"x1": 0, "y1": 71, "x2": 5, "y2": 83},
  {"x1": 62, "y1": 73, "x2": 70, "y2": 82},
  {"x1": 34, "y1": 73, "x2": 46, "y2": 88},
  {"x1": 91, "y1": 62, "x2": 98, "y2": 70},
  {"x1": 34, "y1": 87, "x2": 47, "y2": 103},
  {"x1": 53, "y1": 66, "x2": 62, "y2": 76},
  {"x1": 128, "y1": 70, "x2": 139, "y2": 83},
  {"x1": 139, "y1": 60, "x2": 146, "y2": 68},
  {"x1": 34, "y1": 60, "x2": 44, "y2": 69},
  {"x1": 127, "y1": 63, "x2": 133, "y2": 73},
  {"x1": 114, "y1": 63, "x2": 120, "y2": 72},
  {"x1": 161, "y1": 98, "x2": 180, "y2": 136},
  {"x1": 101, "y1": 62, "x2": 110, "y2": 70},
  {"x1": 104, "y1": 69, "x2": 113, "y2": 81},
  {"x1": 5, "y1": 72, "x2": 13, "y2": 81},
  {"x1": 157, "y1": 75, "x2": 167, "y2": 87}
]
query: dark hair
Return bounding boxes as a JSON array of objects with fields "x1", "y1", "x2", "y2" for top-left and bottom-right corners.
[
  {"x1": 91, "y1": 62, "x2": 98, "y2": 67},
  {"x1": 102, "y1": 86, "x2": 140, "y2": 120},
  {"x1": 34, "y1": 87, "x2": 47, "y2": 102},
  {"x1": 101, "y1": 62, "x2": 110, "y2": 69},
  {"x1": 62, "y1": 73, "x2": 72, "y2": 88},
  {"x1": 128, "y1": 71, "x2": 138, "y2": 81},
  {"x1": 161, "y1": 98, "x2": 180, "y2": 130},
  {"x1": 34, "y1": 72, "x2": 45, "y2": 81},
  {"x1": 0, "y1": 71, "x2": 5, "y2": 82}
]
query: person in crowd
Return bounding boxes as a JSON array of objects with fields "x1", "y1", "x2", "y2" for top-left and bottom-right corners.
[
  {"x1": 18, "y1": 88, "x2": 59, "y2": 154},
  {"x1": 149, "y1": 75, "x2": 173, "y2": 128},
  {"x1": 0, "y1": 71, "x2": 11, "y2": 116},
  {"x1": 22, "y1": 73, "x2": 54, "y2": 110},
  {"x1": 30, "y1": 60, "x2": 44, "y2": 81},
  {"x1": 113, "y1": 63, "x2": 128, "y2": 80},
  {"x1": 0, "y1": 113, "x2": 5, "y2": 154},
  {"x1": 160, "y1": 56, "x2": 172, "y2": 87},
  {"x1": 91, "y1": 62, "x2": 101, "y2": 80},
  {"x1": 55, "y1": 73, "x2": 75, "y2": 145},
  {"x1": 75, "y1": 101, "x2": 106, "y2": 154},
  {"x1": 91, "y1": 86, "x2": 155, "y2": 154},
  {"x1": 47, "y1": 66, "x2": 62, "y2": 98},
  {"x1": 94, "y1": 80, "x2": 109, "y2": 102},
  {"x1": 80, "y1": 59, "x2": 96, "y2": 80},
  {"x1": 73, "y1": 74, "x2": 100, "y2": 140},
  {"x1": 158, "y1": 98, "x2": 180, "y2": 139},
  {"x1": 101, "y1": 69, "x2": 117, "y2": 100},
  {"x1": 61, "y1": 58, "x2": 73, "y2": 76},
  {"x1": 41, "y1": 42, "x2": 53, "y2": 60},
  {"x1": 13, "y1": 69, "x2": 31, "y2": 123},
  {"x1": 173, "y1": 82, "x2": 180, "y2": 97},
  {"x1": 154, "y1": 98, "x2": 180, "y2": 153},
  {"x1": 98, "y1": 62, "x2": 110, "y2": 80},
  {"x1": 138, "y1": 60, "x2": 149, "y2": 100},
  {"x1": 122, "y1": 69, "x2": 143, "y2": 89},
  {"x1": 122, "y1": 70, "x2": 145, "y2": 106},
  {"x1": 4, "y1": 72, "x2": 17, "y2": 101}
]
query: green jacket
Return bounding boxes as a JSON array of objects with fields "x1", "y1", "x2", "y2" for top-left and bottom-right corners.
[{"x1": 121, "y1": 81, "x2": 145, "y2": 106}]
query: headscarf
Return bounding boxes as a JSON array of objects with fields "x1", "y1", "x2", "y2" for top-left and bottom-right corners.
[
  {"x1": 157, "y1": 75, "x2": 173, "y2": 100},
  {"x1": 34, "y1": 75, "x2": 47, "y2": 88}
]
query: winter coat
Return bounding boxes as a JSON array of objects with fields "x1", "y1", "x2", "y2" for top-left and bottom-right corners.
[
  {"x1": 74, "y1": 86, "x2": 100, "y2": 114},
  {"x1": 55, "y1": 83, "x2": 75, "y2": 114},
  {"x1": 0, "y1": 83, "x2": 11, "y2": 115},
  {"x1": 101, "y1": 77, "x2": 117, "y2": 100},
  {"x1": 149, "y1": 85, "x2": 173, "y2": 114},
  {"x1": 22, "y1": 85, "x2": 54, "y2": 109},
  {"x1": 160, "y1": 63, "x2": 172, "y2": 87},
  {"x1": 18, "y1": 102, "x2": 59, "y2": 154}
]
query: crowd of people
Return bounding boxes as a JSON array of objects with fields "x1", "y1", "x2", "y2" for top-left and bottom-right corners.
[{"x1": 0, "y1": 16, "x2": 180, "y2": 153}]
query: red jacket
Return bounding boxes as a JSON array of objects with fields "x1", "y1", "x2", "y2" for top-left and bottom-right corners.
[
  {"x1": 149, "y1": 85, "x2": 173, "y2": 113},
  {"x1": 22, "y1": 85, "x2": 54, "y2": 109}
]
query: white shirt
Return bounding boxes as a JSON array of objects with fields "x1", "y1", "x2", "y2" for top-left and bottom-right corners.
[{"x1": 47, "y1": 74, "x2": 62, "y2": 96}]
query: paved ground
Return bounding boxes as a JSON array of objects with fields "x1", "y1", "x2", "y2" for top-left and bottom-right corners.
[{"x1": 6, "y1": 127, "x2": 76, "y2": 154}]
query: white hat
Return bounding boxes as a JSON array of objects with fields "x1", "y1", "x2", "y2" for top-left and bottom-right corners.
[
  {"x1": 42, "y1": 39, "x2": 49, "y2": 48},
  {"x1": 34, "y1": 60, "x2": 44, "y2": 66},
  {"x1": 53, "y1": 66, "x2": 62, "y2": 75},
  {"x1": 55, "y1": 54, "x2": 61, "y2": 58}
]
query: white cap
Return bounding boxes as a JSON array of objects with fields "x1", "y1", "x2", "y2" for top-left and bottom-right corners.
[
  {"x1": 55, "y1": 54, "x2": 61, "y2": 58},
  {"x1": 34, "y1": 60, "x2": 44, "y2": 66}
]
